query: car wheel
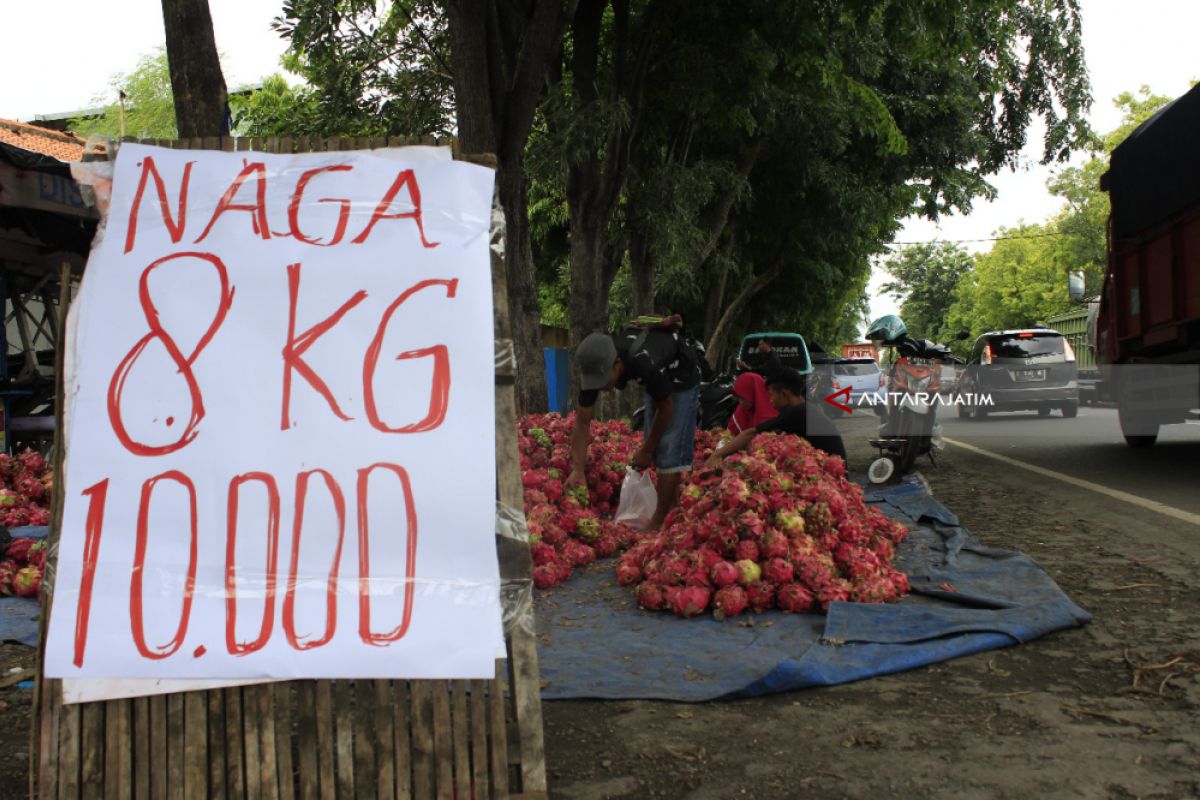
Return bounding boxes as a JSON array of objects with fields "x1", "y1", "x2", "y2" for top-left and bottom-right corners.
[
  {"x1": 1118, "y1": 383, "x2": 1159, "y2": 447},
  {"x1": 1038, "y1": 407, "x2": 1051, "y2": 418},
  {"x1": 957, "y1": 404, "x2": 970, "y2": 419},
  {"x1": 1061, "y1": 402, "x2": 1078, "y2": 419},
  {"x1": 973, "y1": 406, "x2": 989, "y2": 421}
]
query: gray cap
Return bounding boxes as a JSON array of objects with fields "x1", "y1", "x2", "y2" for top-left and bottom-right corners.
[{"x1": 576, "y1": 332, "x2": 618, "y2": 391}]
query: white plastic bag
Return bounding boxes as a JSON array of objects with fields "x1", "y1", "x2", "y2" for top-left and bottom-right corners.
[{"x1": 614, "y1": 468, "x2": 657, "y2": 530}]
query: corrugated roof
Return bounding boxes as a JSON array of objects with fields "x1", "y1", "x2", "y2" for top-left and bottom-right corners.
[{"x1": 0, "y1": 119, "x2": 95, "y2": 161}]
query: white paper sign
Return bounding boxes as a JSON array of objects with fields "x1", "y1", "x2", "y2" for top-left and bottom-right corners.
[{"x1": 45, "y1": 144, "x2": 504, "y2": 680}]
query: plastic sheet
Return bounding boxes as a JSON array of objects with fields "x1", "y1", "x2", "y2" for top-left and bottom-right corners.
[
  {"x1": 496, "y1": 502, "x2": 534, "y2": 636},
  {"x1": 535, "y1": 479, "x2": 1091, "y2": 701},
  {"x1": 496, "y1": 501, "x2": 530, "y2": 543},
  {"x1": 496, "y1": 338, "x2": 517, "y2": 373}
]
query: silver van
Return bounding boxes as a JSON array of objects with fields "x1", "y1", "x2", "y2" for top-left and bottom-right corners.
[{"x1": 955, "y1": 329, "x2": 1079, "y2": 419}]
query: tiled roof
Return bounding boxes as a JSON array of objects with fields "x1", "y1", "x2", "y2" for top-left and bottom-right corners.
[{"x1": 0, "y1": 119, "x2": 95, "y2": 161}]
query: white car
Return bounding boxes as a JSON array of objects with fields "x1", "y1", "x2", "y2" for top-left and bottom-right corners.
[{"x1": 832, "y1": 357, "x2": 886, "y2": 414}]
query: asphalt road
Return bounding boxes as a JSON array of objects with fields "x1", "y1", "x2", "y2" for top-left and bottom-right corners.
[{"x1": 921, "y1": 406, "x2": 1200, "y2": 515}]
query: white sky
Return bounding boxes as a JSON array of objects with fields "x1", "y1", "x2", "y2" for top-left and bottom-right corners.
[
  {"x1": 2, "y1": 0, "x2": 1198, "y2": 336},
  {"x1": 1, "y1": 0, "x2": 291, "y2": 120}
]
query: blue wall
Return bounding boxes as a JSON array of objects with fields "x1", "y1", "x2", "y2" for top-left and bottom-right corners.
[{"x1": 544, "y1": 348, "x2": 569, "y2": 412}]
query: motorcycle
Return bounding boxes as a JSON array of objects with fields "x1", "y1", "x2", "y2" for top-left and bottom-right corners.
[{"x1": 867, "y1": 336, "x2": 961, "y2": 484}]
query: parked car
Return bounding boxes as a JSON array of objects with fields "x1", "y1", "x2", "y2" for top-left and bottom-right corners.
[
  {"x1": 734, "y1": 332, "x2": 814, "y2": 379},
  {"x1": 831, "y1": 357, "x2": 887, "y2": 415},
  {"x1": 954, "y1": 329, "x2": 1079, "y2": 419},
  {"x1": 736, "y1": 332, "x2": 834, "y2": 412}
]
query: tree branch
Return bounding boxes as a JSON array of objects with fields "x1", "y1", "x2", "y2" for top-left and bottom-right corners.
[
  {"x1": 694, "y1": 137, "x2": 764, "y2": 268},
  {"x1": 706, "y1": 248, "x2": 786, "y2": 359}
]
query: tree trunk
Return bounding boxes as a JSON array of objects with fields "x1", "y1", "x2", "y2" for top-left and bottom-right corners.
[
  {"x1": 566, "y1": 212, "x2": 612, "y2": 399},
  {"x1": 446, "y1": 0, "x2": 566, "y2": 415},
  {"x1": 628, "y1": 223, "x2": 655, "y2": 316},
  {"x1": 160, "y1": 0, "x2": 228, "y2": 138},
  {"x1": 706, "y1": 257, "x2": 784, "y2": 364},
  {"x1": 498, "y1": 160, "x2": 550, "y2": 414},
  {"x1": 444, "y1": 0, "x2": 496, "y2": 152},
  {"x1": 563, "y1": 0, "x2": 658, "y2": 408}
]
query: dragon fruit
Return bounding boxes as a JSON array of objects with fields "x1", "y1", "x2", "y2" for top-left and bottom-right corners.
[
  {"x1": 575, "y1": 516, "x2": 600, "y2": 543},
  {"x1": 735, "y1": 540, "x2": 761, "y2": 562},
  {"x1": 710, "y1": 560, "x2": 740, "y2": 588},
  {"x1": 636, "y1": 582, "x2": 668, "y2": 610},
  {"x1": 671, "y1": 586, "x2": 711, "y2": 618},
  {"x1": 12, "y1": 565, "x2": 41, "y2": 597},
  {"x1": 746, "y1": 581, "x2": 776, "y2": 612},
  {"x1": 735, "y1": 559, "x2": 762, "y2": 586},
  {"x1": 761, "y1": 529, "x2": 789, "y2": 560},
  {"x1": 616, "y1": 563, "x2": 642, "y2": 587},
  {"x1": 5, "y1": 538, "x2": 35, "y2": 562},
  {"x1": 27, "y1": 541, "x2": 46, "y2": 569},
  {"x1": 763, "y1": 558, "x2": 794, "y2": 585},
  {"x1": 531, "y1": 542, "x2": 558, "y2": 566},
  {"x1": 17, "y1": 450, "x2": 46, "y2": 475},
  {"x1": 777, "y1": 583, "x2": 815, "y2": 613},
  {"x1": 711, "y1": 585, "x2": 749, "y2": 620}
]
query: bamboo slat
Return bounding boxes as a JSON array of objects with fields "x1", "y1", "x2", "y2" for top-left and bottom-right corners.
[
  {"x1": 184, "y1": 691, "x2": 208, "y2": 800},
  {"x1": 373, "y1": 681, "x2": 395, "y2": 800},
  {"x1": 392, "y1": 682, "x2": 412, "y2": 800},
  {"x1": 353, "y1": 679, "x2": 377, "y2": 800}
]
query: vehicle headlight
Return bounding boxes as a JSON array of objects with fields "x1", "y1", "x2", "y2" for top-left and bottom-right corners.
[{"x1": 909, "y1": 375, "x2": 933, "y2": 394}]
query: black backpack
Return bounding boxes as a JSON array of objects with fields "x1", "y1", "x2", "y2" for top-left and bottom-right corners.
[{"x1": 628, "y1": 314, "x2": 714, "y2": 382}]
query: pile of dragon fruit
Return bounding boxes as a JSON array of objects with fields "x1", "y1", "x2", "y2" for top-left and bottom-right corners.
[
  {"x1": 0, "y1": 449, "x2": 52, "y2": 528},
  {"x1": 520, "y1": 413, "x2": 643, "y2": 589},
  {"x1": 519, "y1": 413, "x2": 729, "y2": 589},
  {"x1": 618, "y1": 434, "x2": 910, "y2": 619},
  {"x1": 0, "y1": 536, "x2": 47, "y2": 600}
]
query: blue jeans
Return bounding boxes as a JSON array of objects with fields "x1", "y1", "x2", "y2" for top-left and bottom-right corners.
[{"x1": 643, "y1": 386, "x2": 699, "y2": 474}]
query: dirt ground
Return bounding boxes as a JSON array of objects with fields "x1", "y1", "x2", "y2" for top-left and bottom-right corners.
[
  {"x1": 0, "y1": 641, "x2": 38, "y2": 794},
  {"x1": 2, "y1": 418, "x2": 1197, "y2": 798}
]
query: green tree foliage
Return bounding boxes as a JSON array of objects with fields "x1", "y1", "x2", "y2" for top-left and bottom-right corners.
[
  {"x1": 944, "y1": 223, "x2": 1069, "y2": 335},
  {"x1": 210, "y1": 1, "x2": 1094, "y2": 401},
  {"x1": 272, "y1": 0, "x2": 454, "y2": 138},
  {"x1": 72, "y1": 49, "x2": 178, "y2": 140},
  {"x1": 945, "y1": 88, "x2": 1175, "y2": 339},
  {"x1": 881, "y1": 243, "x2": 974, "y2": 340},
  {"x1": 230, "y1": 74, "x2": 322, "y2": 137}
]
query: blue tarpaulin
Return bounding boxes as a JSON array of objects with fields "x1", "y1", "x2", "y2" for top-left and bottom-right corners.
[
  {"x1": 0, "y1": 528, "x2": 49, "y2": 647},
  {"x1": 0, "y1": 597, "x2": 40, "y2": 647},
  {"x1": 536, "y1": 477, "x2": 1091, "y2": 701}
]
